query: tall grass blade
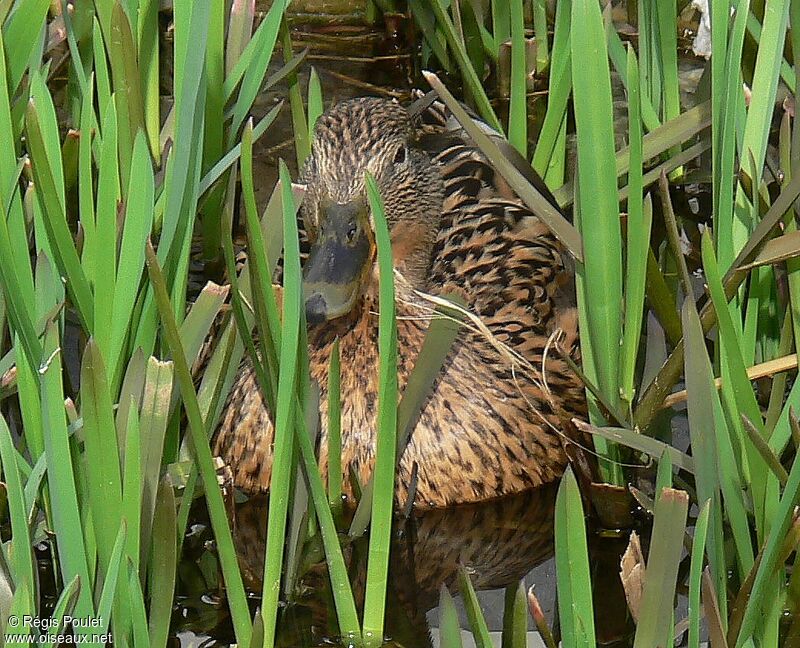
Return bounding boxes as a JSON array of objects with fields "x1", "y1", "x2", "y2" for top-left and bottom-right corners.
[
  {"x1": 632, "y1": 488, "x2": 688, "y2": 648},
  {"x1": 554, "y1": 467, "x2": 595, "y2": 646},
  {"x1": 362, "y1": 172, "x2": 398, "y2": 646},
  {"x1": 457, "y1": 566, "x2": 493, "y2": 648}
]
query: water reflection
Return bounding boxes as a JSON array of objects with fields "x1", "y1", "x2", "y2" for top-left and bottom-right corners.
[{"x1": 230, "y1": 484, "x2": 558, "y2": 645}]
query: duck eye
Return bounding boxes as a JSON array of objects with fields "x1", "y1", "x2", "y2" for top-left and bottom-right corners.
[
  {"x1": 346, "y1": 225, "x2": 358, "y2": 242},
  {"x1": 393, "y1": 146, "x2": 407, "y2": 164}
]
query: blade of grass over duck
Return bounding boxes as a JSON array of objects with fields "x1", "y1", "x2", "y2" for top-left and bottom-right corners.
[
  {"x1": 327, "y1": 339, "x2": 343, "y2": 523},
  {"x1": 362, "y1": 172, "x2": 398, "y2": 647},
  {"x1": 423, "y1": 70, "x2": 582, "y2": 261},
  {"x1": 259, "y1": 157, "x2": 303, "y2": 648},
  {"x1": 570, "y1": 0, "x2": 623, "y2": 482},
  {"x1": 144, "y1": 241, "x2": 252, "y2": 647},
  {"x1": 632, "y1": 488, "x2": 688, "y2": 648},
  {"x1": 271, "y1": 163, "x2": 361, "y2": 641},
  {"x1": 348, "y1": 295, "x2": 463, "y2": 539},
  {"x1": 555, "y1": 467, "x2": 595, "y2": 647},
  {"x1": 458, "y1": 566, "x2": 493, "y2": 648},
  {"x1": 241, "y1": 123, "x2": 282, "y2": 402}
]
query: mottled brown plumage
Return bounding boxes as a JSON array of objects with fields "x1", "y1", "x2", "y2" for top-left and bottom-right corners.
[{"x1": 213, "y1": 96, "x2": 586, "y2": 508}]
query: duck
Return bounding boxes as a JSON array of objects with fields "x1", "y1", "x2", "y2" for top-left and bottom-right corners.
[{"x1": 212, "y1": 95, "x2": 586, "y2": 508}]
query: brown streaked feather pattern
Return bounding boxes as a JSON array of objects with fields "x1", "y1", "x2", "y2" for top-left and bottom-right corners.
[{"x1": 211, "y1": 96, "x2": 586, "y2": 508}]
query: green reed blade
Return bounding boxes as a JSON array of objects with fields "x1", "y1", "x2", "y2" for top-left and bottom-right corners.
[
  {"x1": 40, "y1": 322, "x2": 95, "y2": 622},
  {"x1": 632, "y1": 488, "x2": 688, "y2": 648},
  {"x1": 327, "y1": 339, "x2": 343, "y2": 522},
  {"x1": 138, "y1": 357, "x2": 174, "y2": 567},
  {"x1": 260, "y1": 158, "x2": 302, "y2": 648},
  {"x1": 127, "y1": 559, "x2": 150, "y2": 648},
  {"x1": 144, "y1": 241, "x2": 252, "y2": 647},
  {"x1": 228, "y1": 0, "x2": 288, "y2": 144},
  {"x1": 108, "y1": 132, "x2": 154, "y2": 390},
  {"x1": 736, "y1": 447, "x2": 800, "y2": 646},
  {"x1": 280, "y1": 17, "x2": 309, "y2": 167},
  {"x1": 427, "y1": 0, "x2": 502, "y2": 132},
  {"x1": 682, "y1": 298, "x2": 728, "y2": 618},
  {"x1": 581, "y1": 422, "x2": 694, "y2": 473},
  {"x1": 199, "y1": 101, "x2": 282, "y2": 197},
  {"x1": 108, "y1": 2, "x2": 145, "y2": 188},
  {"x1": 457, "y1": 566, "x2": 492, "y2": 648},
  {"x1": 554, "y1": 100, "x2": 712, "y2": 208},
  {"x1": 92, "y1": 19, "x2": 112, "y2": 139},
  {"x1": 148, "y1": 479, "x2": 177, "y2": 648},
  {"x1": 688, "y1": 500, "x2": 711, "y2": 648},
  {"x1": 26, "y1": 96, "x2": 94, "y2": 331},
  {"x1": 570, "y1": 0, "x2": 623, "y2": 480},
  {"x1": 701, "y1": 231, "x2": 769, "y2": 537},
  {"x1": 3, "y1": 0, "x2": 49, "y2": 92},
  {"x1": 555, "y1": 467, "x2": 595, "y2": 647},
  {"x1": 308, "y1": 66, "x2": 324, "y2": 136},
  {"x1": 240, "y1": 122, "x2": 281, "y2": 406},
  {"x1": 0, "y1": 416, "x2": 35, "y2": 610},
  {"x1": 122, "y1": 402, "x2": 142, "y2": 570},
  {"x1": 730, "y1": 1, "x2": 789, "y2": 262},
  {"x1": 619, "y1": 43, "x2": 647, "y2": 408},
  {"x1": 438, "y1": 585, "x2": 464, "y2": 648},
  {"x1": 507, "y1": 0, "x2": 526, "y2": 156},
  {"x1": 92, "y1": 97, "x2": 120, "y2": 360},
  {"x1": 97, "y1": 520, "x2": 126, "y2": 636},
  {"x1": 531, "y1": 0, "x2": 569, "y2": 185},
  {"x1": 409, "y1": 0, "x2": 452, "y2": 71},
  {"x1": 362, "y1": 172, "x2": 398, "y2": 647},
  {"x1": 80, "y1": 339, "x2": 123, "y2": 574},
  {"x1": 501, "y1": 581, "x2": 528, "y2": 648},
  {"x1": 655, "y1": 0, "x2": 680, "y2": 169}
]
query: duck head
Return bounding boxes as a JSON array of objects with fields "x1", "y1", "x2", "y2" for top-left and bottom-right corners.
[{"x1": 299, "y1": 97, "x2": 445, "y2": 324}]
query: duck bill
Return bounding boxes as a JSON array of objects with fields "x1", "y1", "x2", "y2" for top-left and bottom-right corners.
[{"x1": 302, "y1": 199, "x2": 374, "y2": 324}]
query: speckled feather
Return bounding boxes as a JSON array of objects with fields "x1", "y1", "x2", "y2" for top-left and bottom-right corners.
[{"x1": 212, "y1": 97, "x2": 586, "y2": 508}]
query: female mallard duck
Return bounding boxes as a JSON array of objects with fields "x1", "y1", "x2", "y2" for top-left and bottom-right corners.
[{"x1": 213, "y1": 96, "x2": 586, "y2": 508}]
